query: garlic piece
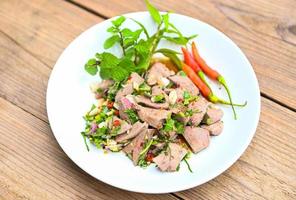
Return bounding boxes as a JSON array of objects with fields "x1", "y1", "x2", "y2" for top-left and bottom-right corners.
[{"x1": 168, "y1": 90, "x2": 178, "y2": 105}]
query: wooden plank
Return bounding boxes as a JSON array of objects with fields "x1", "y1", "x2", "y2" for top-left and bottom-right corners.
[
  {"x1": 0, "y1": 27, "x2": 295, "y2": 198},
  {"x1": 0, "y1": 0, "x2": 101, "y2": 67},
  {"x1": 0, "y1": 97, "x2": 178, "y2": 200},
  {"x1": 71, "y1": 0, "x2": 296, "y2": 109}
]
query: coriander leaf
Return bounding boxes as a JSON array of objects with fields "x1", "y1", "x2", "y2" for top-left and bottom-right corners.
[
  {"x1": 162, "y1": 13, "x2": 169, "y2": 31},
  {"x1": 84, "y1": 58, "x2": 98, "y2": 75},
  {"x1": 130, "y1": 18, "x2": 150, "y2": 38},
  {"x1": 104, "y1": 35, "x2": 120, "y2": 49},
  {"x1": 145, "y1": 0, "x2": 162, "y2": 24},
  {"x1": 112, "y1": 16, "x2": 126, "y2": 27}
]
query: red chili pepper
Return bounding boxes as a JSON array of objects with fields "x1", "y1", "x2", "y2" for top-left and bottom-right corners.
[
  {"x1": 146, "y1": 152, "x2": 154, "y2": 162},
  {"x1": 107, "y1": 101, "x2": 114, "y2": 109},
  {"x1": 113, "y1": 120, "x2": 121, "y2": 126},
  {"x1": 181, "y1": 47, "x2": 210, "y2": 89},
  {"x1": 114, "y1": 110, "x2": 119, "y2": 116},
  {"x1": 181, "y1": 63, "x2": 246, "y2": 108},
  {"x1": 191, "y1": 42, "x2": 247, "y2": 119}
]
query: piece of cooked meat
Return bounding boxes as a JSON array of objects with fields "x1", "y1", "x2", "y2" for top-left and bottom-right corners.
[
  {"x1": 188, "y1": 97, "x2": 209, "y2": 126},
  {"x1": 135, "y1": 95, "x2": 169, "y2": 109},
  {"x1": 135, "y1": 105, "x2": 172, "y2": 129},
  {"x1": 183, "y1": 127, "x2": 210, "y2": 153},
  {"x1": 115, "y1": 84, "x2": 133, "y2": 102},
  {"x1": 109, "y1": 116, "x2": 132, "y2": 135},
  {"x1": 115, "y1": 121, "x2": 148, "y2": 142},
  {"x1": 132, "y1": 129, "x2": 155, "y2": 165},
  {"x1": 118, "y1": 97, "x2": 134, "y2": 121},
  {"x1": 169, "y1": 75, "x2": 199, "y2": 96},
  {"x1": 147, "y1": 62, "x2": 175, "y2": 85},
  {"x1": 115, "y1": 72, "x2": 144, "y2": 102},
  {"x1": 151, "y1": 86, "x2": 169, "y2": 100},
  {"x1": 202, "y1": 121, "x2": 224, "y2": 136},
  {"x1": 204, "y1": 105, "x2": 223, "y2": 125},
  {"x1": 122, "y1": 129, "x2": 156, "y2": 165},
  {"x1": 153, "y1": 143, "x2": 187, "y2": 172}
]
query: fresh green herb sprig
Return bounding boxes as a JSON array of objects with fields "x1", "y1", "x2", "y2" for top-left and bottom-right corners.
[{"x1": 84, "y1": 0, "x2": 196, "y2": 81}]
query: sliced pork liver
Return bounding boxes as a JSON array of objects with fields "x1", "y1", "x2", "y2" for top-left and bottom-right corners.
[
  {"x1": 147, "y1": 62, "x2": 175, "y2": 85},
  {"x1": 168, "y1": 75, "x2": 199, "y2": 96},
  {"x1": 153, "y1": 143, "x2": 187, "y2": 172},
  {"x1": 183, "y1": 127, "x2": 210, "y2": 153},
  {"x1": 115, "y1": 84, "x2": 133, "y2": 102},
  {"x1": 188, "y1": 97, "x2": 209, "y2": 126},
  {"x1": 118, "y1": 97, "x2": 134, "y2": 121},
  {"x1": 115, "y1": 121, "x2": 148, "y2": 142},
  {"x1": 115, "y1": 72, "x2": 144, "y2": 102},
  {"x1": 136, "y1": 105, "x2": 172, "y2": 129},
  {"x1": 135, "y1": 96, "x2": 169, "y2": 109},
  {"x1": 204, "y1": 105, "x2": 223, "y2": 125},
  {"x1": 202, "y1": 121, "x2": 224, "y2": 136},
  {"x1": 132, "y1": 129, "x2": 155, "y2": 165}
]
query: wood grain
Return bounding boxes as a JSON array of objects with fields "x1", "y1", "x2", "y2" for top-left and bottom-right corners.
[
  {"x1": 0, "y1": 25, "x2": 295, "y2": 198},
  {"x1": 71, "y1": 0, "x2": 296, "y2": 109}
]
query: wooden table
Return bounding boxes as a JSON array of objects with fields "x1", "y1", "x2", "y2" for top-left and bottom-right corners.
[{"x1": 0, "y1": 0, "x2": 295, "y2": 199}]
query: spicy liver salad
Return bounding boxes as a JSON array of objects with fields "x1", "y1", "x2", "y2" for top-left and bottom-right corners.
[{"x1": 81, "y1": 0, "x2": 246, "y2": 172}]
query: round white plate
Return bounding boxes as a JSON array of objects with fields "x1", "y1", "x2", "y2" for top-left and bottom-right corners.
[{"x1": 47, "y1": 12, "x2": 260, "y2": 193}]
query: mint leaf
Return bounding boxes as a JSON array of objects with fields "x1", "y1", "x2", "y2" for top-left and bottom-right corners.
[
  {"x1": 107, "y1": 26, "x2": 118, "y2": 33},
  {"x1": 122, "y1": 28, "x2": 134, "y2": 37},
  {"x1": 111, "y1": 67, "x2": 129, "y2": 81},
  {"x1": 118, "y1": 57, "x2": 136, "y2": 72},
  {"x1": 112, "y1": 16, "x2": 126, "y2": 27},
  {"x1": 145, "y1": 0, "x2": 162, "y2": 24},
  {"x1": 99, "y1": 52, "x2": 120, "y2": 68},
  {"x1": 104, "y1": 35, "x2": 120, "y2": 49},
  {"x1": 84, "y1": 58, "x2": 98, "y2": 75}
]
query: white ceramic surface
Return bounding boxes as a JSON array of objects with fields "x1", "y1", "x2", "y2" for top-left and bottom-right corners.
[{"x1": 47, "y1": 12, "x2": 260, "y2": 193}]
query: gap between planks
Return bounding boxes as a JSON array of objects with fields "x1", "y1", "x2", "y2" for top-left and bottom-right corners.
[{"x1": 64, "y1": 0, "x2": 296, "y2": 113}]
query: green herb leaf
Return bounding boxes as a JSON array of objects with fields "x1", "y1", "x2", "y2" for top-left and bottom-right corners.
[
  {"x1": 162, "y1": 13, "x2": 169, "y2": 31},
  {"x1": 81, "y1": 132, "x2": 90, "y2": 151},
  {"x1": 163, "y1": 118, "x2": 175, "y2": 132},
  {"x1": 124, "y1": 109, "x2": 139, "y2": 124},
  {"x1": 107, "y1": 26, "x2": 118, "y2": 33},
  {"x1": 112, "y1": 16, "x2": 126, "y2": 27},
  {"x1": 104, "y1": 35, "x2": 120, "y2": 49},
  {"x1": 130, "y1": 18, "x2": 150, "y2": 38},
  {"x1": 84, "y1": 58, "x2": 98, "y2": 75},
  {"x1": 151, "y1": 94, "x2": 165, "y2": 103},
  {"x1": 145, "y1": 0, "x2": 162, "y2": 24}
]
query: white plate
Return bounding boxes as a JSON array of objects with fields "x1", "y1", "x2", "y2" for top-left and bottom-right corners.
[{"x1": 47, "y1": 12, "x2": 260, "y2": 193}]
